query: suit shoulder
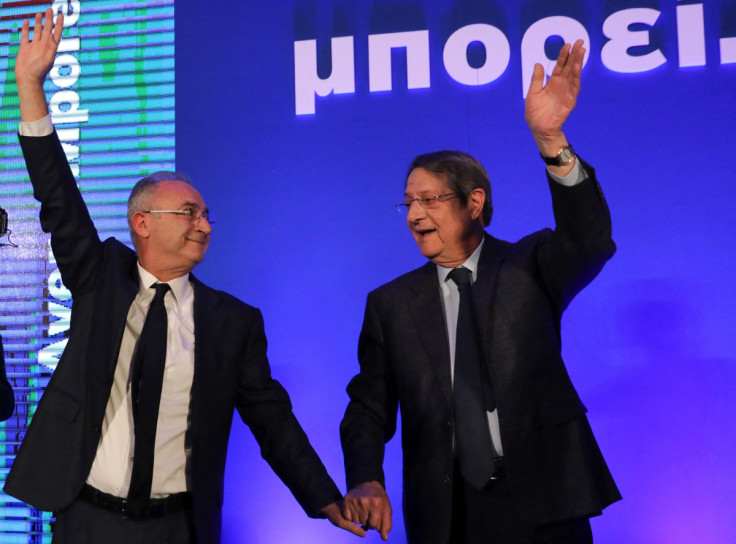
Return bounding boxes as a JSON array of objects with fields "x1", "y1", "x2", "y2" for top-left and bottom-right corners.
[
  {"x1": 510, "y1": 229, "x2": 553, "y2": 254},
  {"x1": 101, "y1": 237, "x2": 137, "y2": 259},
  {"x1": 369, "y1": 262, "x2": 433, "y2": 299},
  {"x1": 195, "y1": 281, "x2": 261, "y2": 317}
]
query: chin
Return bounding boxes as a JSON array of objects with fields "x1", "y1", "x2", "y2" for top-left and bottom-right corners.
[
  {"x1": 415, "y1": 241, "x2": 440, "y2": 260},
  {"x1": 419, "y1": 248, "x2": 441, "y2": 261},
  {"x1": 184, "y1": 252, "x2": 206, "y2": 267}
]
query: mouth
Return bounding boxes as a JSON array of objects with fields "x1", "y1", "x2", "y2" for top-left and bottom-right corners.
[{"x1": 414, "y1": 227, "x2": 436, "y2": 239}]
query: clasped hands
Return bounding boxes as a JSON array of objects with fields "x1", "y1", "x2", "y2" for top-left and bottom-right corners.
[
  {"x1": 321, "y1": 481, "x2": 391, "y2": 539},
  {"x1": 343, "y1": 481, "x2": 393, "y2": 540}
]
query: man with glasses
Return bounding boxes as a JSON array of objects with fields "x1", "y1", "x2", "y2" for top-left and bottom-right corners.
[
  {"x1": 340, "y1": 40, "x2": 621, "y2": 543},
  {"x1": 5, "y1": 10, "x2": 363, "y2": 543}
]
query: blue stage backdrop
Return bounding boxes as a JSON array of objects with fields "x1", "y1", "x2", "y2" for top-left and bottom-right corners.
[
  {"x1": 0, "y1": 0, "x2": 734, "y2": 542},
  {"x1": 177, "y1": 1, "x2": 735, "y2": 542}
]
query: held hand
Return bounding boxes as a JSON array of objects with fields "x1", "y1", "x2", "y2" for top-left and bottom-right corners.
[
  {"x1": 343, "y1": 481, "x2": 393, "y2": 541},
  {"x1": 15, "y1": 8, "x2": 64, "y2": 87},
  {"x1": 525, "y1": 39, "x2": 585, "y2": 154},
  {"x1": 321, "y1": 501, "x2": 367, "y2": 538}
]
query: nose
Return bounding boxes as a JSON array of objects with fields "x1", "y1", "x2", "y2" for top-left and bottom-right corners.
[
  {"x1": 196, "y1": 216, "x2": 213, "y2": 235},
  {"x1": 406, "y1": 199, "x2": 426, "y2": 224}
]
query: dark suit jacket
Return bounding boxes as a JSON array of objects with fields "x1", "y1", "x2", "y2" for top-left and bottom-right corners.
[
  {"x1": 5, "y1": 132, "x2": 342, "y2": 544},
  {"x1": 341, "y1": 163, "x2": 621, "y2": 544},
  {"x1": 0, "y1": 335, "x2": 15, "y2": 421}
]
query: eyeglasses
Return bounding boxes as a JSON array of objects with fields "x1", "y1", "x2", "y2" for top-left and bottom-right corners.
[
  {"x1": 395, "y1": 193, "x2": 458, "y2": 213},
  {"x1": 142, "y1": 207, "x2": 215, "y2": 226}
]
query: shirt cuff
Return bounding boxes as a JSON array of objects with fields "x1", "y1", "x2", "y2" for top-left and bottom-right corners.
[
  {"x1": 547, "y1": 158, "x2": 588, "y2": 187},
  {"x1": 19, "y1": 115, "x2": 54, "y2": 137}
]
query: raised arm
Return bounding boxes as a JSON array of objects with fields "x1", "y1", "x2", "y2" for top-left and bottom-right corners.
[
  {"x1": 14, "y1": 8, "x2": 106, "y2": 295},
  {"x1": 525, "y1": 39, "x2": 585, "y2": 178},
  {"x1": 525, "y1": 40, "x2": 615, "y2": 311},
  {"x1": 15, "y1": 8, "x2": 63, "y2": 122}
]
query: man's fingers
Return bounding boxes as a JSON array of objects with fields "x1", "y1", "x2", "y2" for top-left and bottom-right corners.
[
  {"x1": 572, "y1": 48, "x2": 584, "y2": 90},
  {"x1": 20, "y1": 19, "x2": 29, "y2": 46},
  {"x1": 42, "y1": 8, "x2": 53, "y2": 39},
  {"x1": 342, "y1": 503, "x2": 353, "y2": 522},
  {"x1": 348, "y1": 525, "x2": 367, "y2": 537},
  {"x1": 53, "y1": 12, "x2": 64, "y2": 43},
  {"x1": 527, "y1": 63, "x2": 545, "y2": 96},
  {"x1": 366, "y1": 508, "x2": 383, "y2": 532},
  {"x1": 379, "y1": 509, "x2": 393, "y2": 541},
  {"x1": 555, "y1": 42, "x2": 571, "y2": 70},
  {"x1": 342, "y1": 519, "x2": 366, "y2": 537},
  {"x1": 567, "y1": 40, "x2": 585, "y2": 72},
  {"x1": 552, "y1": 43, "x2": 570, "y2": 76},
  {"x1": 32, "y1": 12, "x2": 42, "y2": 42},
  {"x1": 324, "y1": 502, "x2": 367, "y2": 537},
  {"x1": 571, "y1": 39, "x2": 584, "y2": 56}
]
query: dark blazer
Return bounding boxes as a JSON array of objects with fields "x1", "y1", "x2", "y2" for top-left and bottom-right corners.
[
  {"x1": 0, "y1": 335, "x2": 15, "y2": 421},
  {"x1": 5, "y1": 132, "x2": 342, "y2": 544},
  {"x1": 341, "y1": 164, "x2": 622, "y2": 544}
]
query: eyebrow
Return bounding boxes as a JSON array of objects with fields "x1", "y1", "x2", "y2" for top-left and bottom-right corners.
[
  {"x1": 179, "y1": 201, "x2": 209, "y2": 214},
  {"x1": 404, "y1": 191, "x2": 443, "y2": 198}
]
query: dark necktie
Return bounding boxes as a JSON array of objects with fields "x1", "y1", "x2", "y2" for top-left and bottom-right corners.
[
  {"x1": 127, "y1": 282, "x2": 170, "y2": 515},
  {"x1": 448, "y1": 267, "x2": 496, "y2": 489}
]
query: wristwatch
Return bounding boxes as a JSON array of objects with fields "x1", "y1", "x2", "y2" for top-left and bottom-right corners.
[{"x1": 541, "y1": 145, "x2": 574, "y2": 166}]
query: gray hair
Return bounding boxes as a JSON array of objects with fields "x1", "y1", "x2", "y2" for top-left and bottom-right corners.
[{"x1": 127, "y1": 171, "x2": 193, "y2": 244}]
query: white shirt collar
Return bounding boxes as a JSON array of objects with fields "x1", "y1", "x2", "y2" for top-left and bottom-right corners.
[
  {"x1": 436, "y1": 237, "x2": 485, "y2": 284},
  {"x1": 136, "y1": 262, "x2": 190, "y2": 303}
]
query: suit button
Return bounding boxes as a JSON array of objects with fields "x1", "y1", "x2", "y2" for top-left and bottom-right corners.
[
  {"x1": 445, "y1": 419, "x2": 452, "y2": 428},
  {"x1": 443, "y1": 475, "x2": 451, "y2": 484},
  {"x1": 92, "y1": 423, "x2": 101, "y2": 432}
]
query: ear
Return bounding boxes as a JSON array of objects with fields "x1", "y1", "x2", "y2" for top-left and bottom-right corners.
[
  {"x1": 467, "y1": 188, "x2": 486, "y2": 221},
  {"x1": 131, "y1": 211, "x2": 152, "y2": 240}
]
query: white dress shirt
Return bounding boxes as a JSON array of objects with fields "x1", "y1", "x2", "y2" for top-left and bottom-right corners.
[
  {"x1": 86, "y1": 264, "x2": 195, "y2": 498},
  {"x1": 19, "y1": 117, "x2": 197, "y2": 498}
]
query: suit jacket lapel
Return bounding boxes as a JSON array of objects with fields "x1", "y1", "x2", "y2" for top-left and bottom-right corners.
[
  {"x1": 187, "y1": 275, "x2": 217, "y2": 486},
  {"x1": 408, "y1": 262, "x2": 453, "y2": 409},
  {"x1": 191, "y1": 275, "x2": 217, "y2": 384},
  {"x1": 472, "y1": 234, "x2": 504, "y2": 338},
  {"x1": 89, "y1": 255, "x2": 139, "y2": 421}
]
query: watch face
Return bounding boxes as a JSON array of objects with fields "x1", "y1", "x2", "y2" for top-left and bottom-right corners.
[{"x1": 559, "y1": 147, "x2": 574, "y2": 164}]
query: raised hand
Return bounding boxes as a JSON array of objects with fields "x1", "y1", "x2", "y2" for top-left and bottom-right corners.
[
  {"x1": 15, "y1": 8, "x2": 64, "y2": 122},
  {"x1": 525, "y1": 39, "x2": 585, "y2": 157},
  {"x1": 343, "y1": 481, "x2": 393, "y2": 541}
]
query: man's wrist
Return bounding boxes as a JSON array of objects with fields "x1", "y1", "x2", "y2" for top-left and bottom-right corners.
[
  {"x1": 540, "y1": 144, "x2": 574, "y2": 167},
  {"x1": 16, "y1": 80, "x2": 52, "y2": 123},
  {"x1": 533, "y1": 132, "x2": 569, "y2": 156},
  {"x1": 548, "y1": 158, "x2": 587, "y2": 187},
  {"x1": 19, "y1": 115, "x2": 53, "y2": 137}
]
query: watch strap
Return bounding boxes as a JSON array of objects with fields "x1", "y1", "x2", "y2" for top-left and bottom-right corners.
[{"x1": 541, "y1": 144, "x2": 574, "y2": 166}]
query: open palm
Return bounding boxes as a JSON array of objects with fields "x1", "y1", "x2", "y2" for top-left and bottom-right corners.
[
  {"x1": 525, "y1": 39, "x2": 585, "y2": 138},
  {"x1": 15, "y1": 9, "x2": 63, "y2": 87}
]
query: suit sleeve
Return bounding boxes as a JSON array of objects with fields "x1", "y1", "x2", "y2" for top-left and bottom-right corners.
[
  {"x1": 534, "y1": 157, "x2": 616, "y2": 313},
  {"x1": 340, "y1": 290, "x2": 399, "y2": 491},
  {"x1": 235, "y1": 309, "x2": 342, "y2": 517},
  {"x1": 19, "y1": 132, "x2": 103, "y2": 296}
]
